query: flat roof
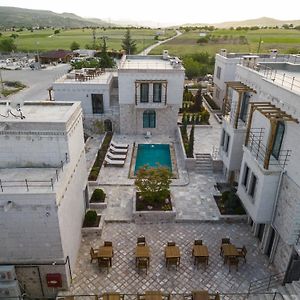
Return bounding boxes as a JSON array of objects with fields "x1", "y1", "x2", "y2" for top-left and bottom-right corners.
[
  {"x1": 0, "y1": 167, "x2": 62, "y2": 193},
  {"x1": 119, "y1": 55, "x2": 184, "y2": 71},
  {"x1": 0, "y1": 101, "x2": 80, "y2": 124}
]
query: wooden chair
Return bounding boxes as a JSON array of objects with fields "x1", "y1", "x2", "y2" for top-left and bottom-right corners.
[
  {"x1": 104, "y1": 241, "x2": 113, "y2": 247},
  {"x1": 167, "y1": 242, "x2": 175, "y2": 246},
  {"x1": 228, "y1": 256, "x2": 239, "y2": 272},
  {"x1": 214, "y1": 293, "x2": 220, "y2": 300},
  {"x1": 166, "y1": 257, "x2": 179, "y2": 270},
  {"x1": 98, "y1": 257, "x2": 110, "y2": 273},
  {"x1": 137, "y1": 258, "x2": 149, "y2": 274},
  {"x1": 195, "y1": 256, "x2": 208, "y2": 270},
  {"x1": 90, "y1": 247, "x2": 98, "y2": 263},
  {"x1": 194, "y1": 240, "x2": 202, "y2": 245},
  {"x1": 220, "y1": 238, "x2": 231, "y2": 256},
  {"x1": 192, "y1": 290, "x2": 209, "y2": 300},
  {"x1": 237, "y1": 245, "x2": 247, "y2": 263},
  {"x1": 137, "y1": 236, "x2": 146, "y2": 245}
]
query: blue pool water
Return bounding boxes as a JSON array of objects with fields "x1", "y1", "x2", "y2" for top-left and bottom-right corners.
[{"x1": 134, "y1": 144, "x2": 172, "y2": 175}]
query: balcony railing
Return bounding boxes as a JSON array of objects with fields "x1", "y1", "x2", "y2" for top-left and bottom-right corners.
[
  {"x1": 247, "y1": 129, "x2": 291, "y2": 170},
  {"x1": 223, "y1": 101, "x2": 249, "y2": 129}
]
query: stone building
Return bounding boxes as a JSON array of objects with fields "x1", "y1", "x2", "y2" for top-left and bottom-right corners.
[
  {"x1": 214, "y1": 50, "x2": 300, "y2": 281},
  {"x1": 0, "y1": 101, "x2": 88, "y2": 298}
]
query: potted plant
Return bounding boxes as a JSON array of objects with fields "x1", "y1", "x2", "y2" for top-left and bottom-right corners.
[{"x1": 91, "y1": 188, "x2": 106, "y2": 203}]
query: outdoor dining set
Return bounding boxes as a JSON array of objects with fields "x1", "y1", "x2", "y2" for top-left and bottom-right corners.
[{"x1": 90, "y1": 237, "x2": 247, "y2": 274}]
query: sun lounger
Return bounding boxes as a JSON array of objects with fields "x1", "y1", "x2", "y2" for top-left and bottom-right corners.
[
  {"x1": 106, "y1": 152, "x2": 127, "y2": 160},
  {"x1": 111, "y1": 141, "x2": 129, "y2": 149},
  {"x1": 109, "y1": 145, "x2": 128, "y2": 154},
  {"x1": 104, "y1": 157, "x2": 125, "y2": 167}
]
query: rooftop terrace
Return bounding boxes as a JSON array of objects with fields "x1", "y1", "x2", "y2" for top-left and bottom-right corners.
[{"x1": 119, "y1": 55, "x2": 184, "y2": 71}]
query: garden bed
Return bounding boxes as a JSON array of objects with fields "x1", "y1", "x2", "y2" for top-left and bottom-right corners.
[
  {"x1": 135, "y1": 192, "x2": 172, "y2": 211},
  {"x1": 88, "y1": 132, "x2": 113, "y2": 181},
  {"x1": 203, "y1": 93, "x2": 220, "y2": 111},
  {"x1": 82, "y1": 213, "x2": 104, "y2": 236}
]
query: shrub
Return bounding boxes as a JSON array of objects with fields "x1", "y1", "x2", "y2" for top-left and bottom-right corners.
[
  {"x1": 201, "y1": 109, "x2": 210, "y2": 124},
  {"x1": 83, "y1": 210, "x2": 97, "y2": 227},
  {"x1": 91, "y1": 188, "x2": 106, "y2": 203},
  {"x1": 186, "y1": 125, "x2": 195, "y2": 158}
]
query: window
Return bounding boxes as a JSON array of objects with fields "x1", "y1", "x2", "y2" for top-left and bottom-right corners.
[
  {"x1": 153, "y1": 83, "x2": 162, "y2": 102},
  {"x1": 215, "y1": 88, "x2": 220, "y2": 100},
  {"x1": 140, "y1": 83, "x2": 149, "y2": 103},
  {"x1": 216, "y1": 66, "x2": 221, "y2": 79},
  {"x1": 240, "y1": 93, "x2": 250, "y2": 122},
  {"x1": 220, "y1": 129, "x2": 225, "y2": 147},
  {"x1": 272, "y1": 121, "x2": 285, "y2": 160},
  {"x1": 248, "y1": 173, "x2": 257, "y2": 198},
  {"x1": 224, "y1": 134, "x2": 230, "y2": 153},
  {"x1": 242, "y1": 164, "x2": 250, "y2": 188},
  {"x1": 143, "y1": 110, "x2": 156, "y2": 128},
  {"x1": 91, "y1": 94, "x2": 104, "y2": 114}
]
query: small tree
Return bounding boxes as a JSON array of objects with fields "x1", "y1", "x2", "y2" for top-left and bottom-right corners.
[
  {"x1": 99, "y1": 38, "x2": 115, "y2": 68},
  {"x1": 0, "y1": 38, "x2": 17, "y2": 52},
  {"x1": 186, "y1": 125, "x2": 195, "y2": 158},
  {"x1": 54, "y1": 29, "x2": 60, "y2": 34},
  {"x1": 192, "y1": 88, "x2": 203, "y2": 112},
  {"x1": 201, "y1": 109, "x2": 210, "y2": 124},
  {"x1": 70, "y1": 41, "x2": 80, "y2": 51},
  {"x1": 135, "y1": 166, "x2": 172, "y2": 203},
  {"x1": 121, "y1": 29, "x2": 137, "y2": 54}
]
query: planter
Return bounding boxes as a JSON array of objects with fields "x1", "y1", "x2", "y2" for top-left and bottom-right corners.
[
  {"x1": 132, "y1": 192, "x2": 176, "y2": 224},
  {"x1": 89, "y1": 188, "x2": 107, "y2": 209},
  {"x1": 82, "y1": 214, "x2": 104, "y2": 236},
  {"x1": 89, "y1": 202, "x2": 107, "y2": 209}
]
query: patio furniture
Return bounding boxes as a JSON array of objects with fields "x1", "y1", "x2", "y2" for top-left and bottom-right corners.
[
  {"x1": 107, "y1": 152, "x2": 127, "y2": 160},
  {"x1": 136, "y1": 244, "x2": 150, "y2": 266},
  {"x1": 104, "y1": 157, "x2": 125, "y2": 167},
  {"x1": 194, "y1": 240, "x2": 203, "y2": 245},
  {"x1": 145, "y1": 131, "x2": 152, "y2": 139},
  {"x1": 237, "y1": 245, "x2": 247, "y2": 263},
  {"x1": 192, "y1": 244, "x2": 209, "y2": 269},
  {"x1": 228, "y1": 256, "x2": 239, "y2": 272},
  {"x1": 214, "y1": 293, "x2": 220, "y2": 300},
  {"x1": 109, "y1": 145, "x2": 128, "y2": 154},
  {"x1": 90, "y1": 247, "x2": 98, "y2": 263},
  {"x1": 192, "y1": 290, "x2": 209, "y2": 300},
  {"x1": 221, "y1": 243, "x2": 239, "y2": 264},
  {"x1": 97, "y1": 245, "x2": 114, "y2": 266},
  {"x1": 220, "y1": 238, "x2": 231, "y2": 256},
  {"x1": 138, "y1": 291, "x2": 170, "y2": 300},
  {"x1": 102, "y1": 292, "x2": 123, "y2": 300},
  {"x1": 98, "y1": 257, "x2": 110, "y2": 273},
  {"x1": 137, "y1": 258, "x2": 149, "y2": 274},
  {"x1": 137, "y1": 235, "x2": 146, "y2": 245},
  {"x1": 111, "y1": 141, "x2": 129, "y2": 149},
  {"x1": 165, "y1": 243, "x2": 180, "y2": 269}
]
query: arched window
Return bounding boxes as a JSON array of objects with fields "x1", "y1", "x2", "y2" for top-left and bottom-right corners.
[{"x1": 143, "y1": 110, "x2": 156, "y2": 128}]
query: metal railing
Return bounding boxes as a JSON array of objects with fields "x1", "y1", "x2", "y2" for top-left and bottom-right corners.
[
  {"x1": 0, "y1": 291, "x2": 285, "y2": 300},
  {"x1": 0, "y1": 155, "x2": 69, "y2": 192},
  {"x1": 223, "y1": 101, "x2": 249, "y2": 129},
  {"x1": 248, "y1": 271, "x2": 285, "y2": 294},
  {"x1": 247, "y1": 129, "x2": 291, "y2": 169}
]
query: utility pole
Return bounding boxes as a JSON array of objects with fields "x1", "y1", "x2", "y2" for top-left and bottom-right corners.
[
  {"x1": 0, "y1": 68, "x2": 4, "y2": 96},
  {"x1": 257, "y1": 36, "x2": 263, "y2": 54}
]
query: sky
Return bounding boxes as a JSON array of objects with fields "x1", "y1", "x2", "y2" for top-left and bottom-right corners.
[{"x1": 0, "y1": 0, "x2": 299, "y2": 26}]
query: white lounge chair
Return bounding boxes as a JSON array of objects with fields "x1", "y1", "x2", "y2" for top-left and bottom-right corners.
[
  {"x1": 104, "y1": 157, "x2": 125, "y2": 167},
  {"x1": 107, "y1": 152, "x2": 127, "y2": 160},
  {"x1": 109, "y1": 145, "x2": 128, "y2": 154},
  {"x1": 145, "y1": 131, "x2": 152, "y2": 139},
  {"x1": 111, "y1": 141, "x2": 129, "y2": 149}
]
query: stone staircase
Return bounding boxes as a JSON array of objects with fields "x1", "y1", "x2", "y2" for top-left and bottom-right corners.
[{"x1": 195, "y1": 153, "x2": 213, "y2": 173}]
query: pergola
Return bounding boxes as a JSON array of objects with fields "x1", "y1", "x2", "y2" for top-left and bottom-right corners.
[
  {"x1": 245, "y1": 102, "x2": 299, "y2": 169},
  {"x1": 223, "y1": 81, "x2": 257, "y2": 129}
]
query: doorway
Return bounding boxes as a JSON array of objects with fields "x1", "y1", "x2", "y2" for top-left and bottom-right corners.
[{"x1": 104, "y1": 119, "x2": 113, "y2": 132}]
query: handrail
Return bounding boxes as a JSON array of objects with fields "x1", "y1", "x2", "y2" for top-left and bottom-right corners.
[{"x1": 248, "y1": 271, "x2": 285, "y2": 294}]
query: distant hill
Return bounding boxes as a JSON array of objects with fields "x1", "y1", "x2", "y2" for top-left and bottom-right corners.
[
  {"x1": 182, "y1": 17, "x2": 300, "y2": 28},
  {"x1": 0, "y1": 6, "x2": 112, "y2": 28}
]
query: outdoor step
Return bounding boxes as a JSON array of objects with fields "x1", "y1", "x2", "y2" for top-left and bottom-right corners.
[
  {"x1": 285, "y1": 283, "x2": 299, "y2": 297},
  {"x1": 277, "y1": 286, "x2": 294, "y2": 300},
  {"x1": 292, "y1": 281, "x2": 300, "y2": 294}
]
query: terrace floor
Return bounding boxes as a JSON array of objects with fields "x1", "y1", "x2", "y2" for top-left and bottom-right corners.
[{"x1": 60, "y1": 223, "x2": 277, "y2": 296}]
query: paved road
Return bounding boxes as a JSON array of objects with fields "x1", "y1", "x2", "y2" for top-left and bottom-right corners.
[
  {"x1": 0, "y1": 64, "x2": 70, "y2": 102},
  {"x1": 139, "y1": 30, "x2": 182, "y2": 55}
]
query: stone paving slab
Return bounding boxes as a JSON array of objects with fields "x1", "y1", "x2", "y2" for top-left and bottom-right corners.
[{"x1": 65, "y1": 223, "x2": 278, "y2": 296}]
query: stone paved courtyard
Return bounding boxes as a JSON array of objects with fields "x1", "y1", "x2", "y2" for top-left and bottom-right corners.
[{"x1": 64, "y1": 223, "x2": 277, "y2": 296}]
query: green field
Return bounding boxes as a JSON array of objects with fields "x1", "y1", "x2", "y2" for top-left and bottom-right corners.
[
  {"x1": 150, "y1": 29, "x2": 300, "y2": 56},
  {"x1": 0, "y1": 28, "x2": 176, "y2": 53}
]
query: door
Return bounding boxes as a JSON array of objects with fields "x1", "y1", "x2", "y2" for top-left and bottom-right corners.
[
  {"x1": 257, "y1": 224, "x2": 265, "y2": 242},
  {"x1": 104, "y1": 119, "x2": 113, "y2": 132},
  {"x1": 266, "y1": 227, "x2": 275, "y2": 257},
  {"x1": 284, "y1": 252, "x2": 300, "y2": 283}
]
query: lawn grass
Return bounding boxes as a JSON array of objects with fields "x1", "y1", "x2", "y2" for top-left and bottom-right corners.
[
  {"x1": 0, "y1": 28, "x2": 176, "y2": 53},
  {"x1": 150, "y1": 28, "x2": 300, "y2": 56}
]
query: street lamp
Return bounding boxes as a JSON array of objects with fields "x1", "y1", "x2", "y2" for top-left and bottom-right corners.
[
  {"x1": 0, "y1": 68, "x2": 4, "y2": 96},
  {"x1": 257, "y1": 37, "x2": 264, "y2": 54}
]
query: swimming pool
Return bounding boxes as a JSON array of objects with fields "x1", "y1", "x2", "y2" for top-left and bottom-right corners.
[{"x1": 134, "y1": 144, "x2": 172, "y2": 175}]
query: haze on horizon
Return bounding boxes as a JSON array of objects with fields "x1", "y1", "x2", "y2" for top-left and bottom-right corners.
[{"x1": 0, "y1": 0, "x2": 299, "y2": 26}]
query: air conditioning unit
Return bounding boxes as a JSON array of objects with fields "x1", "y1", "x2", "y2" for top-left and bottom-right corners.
[
  {"x1": 0, "y1": 266, "x2": 16, "y2": 281},
  {"x1": 0, "y1": 281, "x2": 22, "y2": 298}
]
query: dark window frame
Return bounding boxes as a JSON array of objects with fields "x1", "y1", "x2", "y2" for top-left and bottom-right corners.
[
  {"x1": 216, "y1": 66, "x2": 221, "y2": 79},
  {"x1": 91, "y1": 94, "x2": 104, "y2": 114},
  {"x1": 224, "y1": 134, "x2": 230, "y2": 153},
  {"x1": 140, "y1": 83, "x2": 149, "y2": 103},
  {"x1": 143, "y1": 110, "x2": 156, "y2": 128},
  {"x1": 272, "y1": 121, "x2": 285, "y2": 160},
  {"x1": 242, "y1": 164, "x2": 250, "y2": 189},
  {"x1": 248, "y1": 173, "x2": 257, "y2": 198},
  {"x1": 220, "y1": 129, "x2": 226, "y2": 147},
  {"x1": 240, "y1": 92, "x2": 250, "y2": 122},
  {"x1": 153, "y1": 83, "x2": 162, "y2": 103}
]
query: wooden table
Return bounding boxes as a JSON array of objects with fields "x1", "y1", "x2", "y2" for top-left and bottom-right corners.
[
  {"x1": 192, "y1": 291, "x2": 209, "y2": 300},
  {"x1": 103, "y1": 293, "x2": 121, "y2": 300},
  {"x1": 192, "y1": 245, "x2": 209, "y2": 267},
  {"x1": 145, "y1": 291, "x2": 163, "y2": 300},
  {"x1": 221, "y1": 244, "x2": 239, "y2": 264},
  {"x1": 136, "y1": 245, "x2": 150, "y2": 265},
  {"x1": 165, "y1": 246, "x2": 181, "y2": 266},
  {"x1": 97, "y1": 246, "x2": 113, "y2": 266}
]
